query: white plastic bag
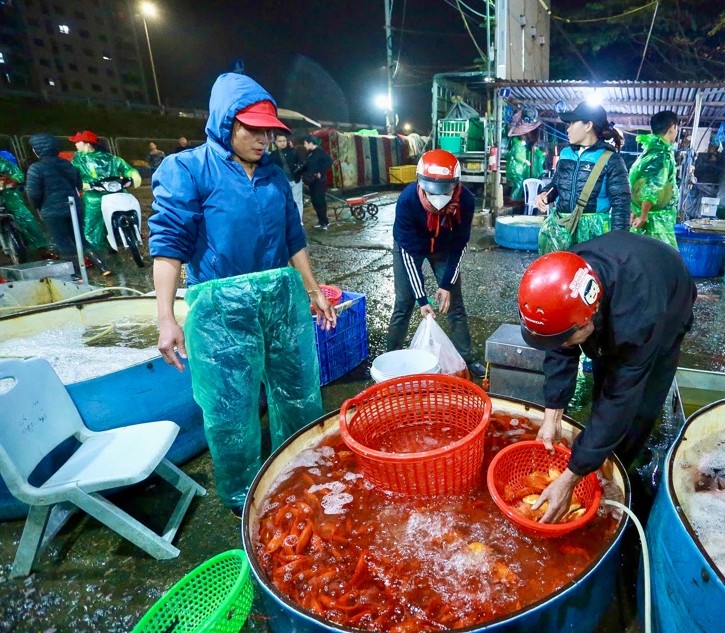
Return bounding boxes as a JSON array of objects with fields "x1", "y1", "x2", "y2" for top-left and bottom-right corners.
[{"x1": 409, "y1": 314, "x2": 469, "y2": 379}]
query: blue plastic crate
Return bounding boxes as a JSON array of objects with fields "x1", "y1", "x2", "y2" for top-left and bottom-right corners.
[{"x1": 314, "y1": 291, "x2": 368, "y2": 386}]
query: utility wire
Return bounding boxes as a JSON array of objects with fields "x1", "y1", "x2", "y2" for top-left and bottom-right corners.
[
  {"x1": 542, "y1": 0, "x2": 659, "y2": 24},
  {"x1": 636, "y1": 2, "x2": 659, "y2": 80},
  {"x1": 453, "y1": 0, "x2": 488, "y2": 63}
]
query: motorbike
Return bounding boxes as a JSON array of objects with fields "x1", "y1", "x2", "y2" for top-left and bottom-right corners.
[
  {"x1": 0, "y1": 177, "x2": 28, "y2": 265},
  {"x1": 90, "y1": 176, "x2": 144, "y2": 268}
]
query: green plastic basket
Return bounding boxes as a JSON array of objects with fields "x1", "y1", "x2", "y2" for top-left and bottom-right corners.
[{"x1": 132, "y1": 549, "x2": 254, "y2": 633}]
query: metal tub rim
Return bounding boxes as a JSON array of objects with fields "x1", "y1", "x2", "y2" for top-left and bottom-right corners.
[
  {"x1": 666, "y1": 397, "x2": 725, "y2": 588},
  {"x1": 242, "y1": 395, "x2": 631, "y2": 632}
]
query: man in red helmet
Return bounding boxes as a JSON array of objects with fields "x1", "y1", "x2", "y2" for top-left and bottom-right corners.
[
  {"x1": 518, "y1": 231, "x2": 696, "y2": 521},
  {"x1": 386, "y1": 149, "x2": 485, "y2": 377}
]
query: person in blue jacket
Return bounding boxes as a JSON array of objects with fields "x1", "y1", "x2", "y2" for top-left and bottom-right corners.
[
  {"x1": 148, "y1": 73, "x2": 336, "y2": 517},
  {"x1": 386, "y1": 149, "x2": 485, "y2": 378},
  {"x1": 536, "y1": 102, "x2": 630, "y2": 248}
]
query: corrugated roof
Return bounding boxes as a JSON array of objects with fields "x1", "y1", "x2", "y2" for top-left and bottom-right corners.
[{"x1": 498, "y1": 80, "x2": 725, "y2": 128}]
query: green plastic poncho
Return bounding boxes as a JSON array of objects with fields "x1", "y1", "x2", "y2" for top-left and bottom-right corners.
[
  {"x1": 71, "y1": 150, "x2": 141, "y2": 250},
  {"x1": 184, "y1": 267, "x2": 323, "y2": 508},
  {"x1": 629, "y1": 134, "x2": 678, "y2": 249},
  {"x1": 538, "y1": 211, "x2": 611, "y2": 254},
  {"x1": 0, "y1": 156, "x2": 47, "y2": 250},
  {"x1": 505, "y1": 137, "x2": 546, "y2": 201}
]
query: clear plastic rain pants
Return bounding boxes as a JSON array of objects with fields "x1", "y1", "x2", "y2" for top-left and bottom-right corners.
[{"x1": 184, "y1": 267, "x2": 323, "y2": 508}]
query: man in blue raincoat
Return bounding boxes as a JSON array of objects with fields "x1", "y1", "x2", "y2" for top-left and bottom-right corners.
[{"x1": 149, "y1": 73, "x2": 336, "y2": 517}]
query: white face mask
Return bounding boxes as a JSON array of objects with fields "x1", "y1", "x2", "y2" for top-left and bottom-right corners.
[{"x1": 426, "y1": 193, "x2": 453, "y2": 210}]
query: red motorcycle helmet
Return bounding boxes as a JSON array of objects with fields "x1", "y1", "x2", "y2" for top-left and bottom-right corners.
[
  {"x1": 518, "y1": 251, "x2": 602, "y2": 350},
  {"x1": 416, "y1": 149, "x2": 461, "y2": 195}
]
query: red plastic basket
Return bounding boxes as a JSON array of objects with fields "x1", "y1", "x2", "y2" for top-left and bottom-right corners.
[
  {"x1": 339, "y1": 374, "x2": 492, "y2": 496},
  {"x1": 487, "y1": 441, "x2": 602, "y2": 538},
  {"x1": 318, "y1": 284, "x2": 342, "y2": 306}
]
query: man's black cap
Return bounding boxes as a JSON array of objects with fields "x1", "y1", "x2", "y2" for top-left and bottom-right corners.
[{"x1": 559, "y1": 102, "x2": 608, "y2": 128}]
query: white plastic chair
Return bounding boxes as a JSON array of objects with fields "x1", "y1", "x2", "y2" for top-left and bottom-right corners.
[
  {"x1": 523, "y1": 178, "x2": 545, "y2": 215},
  {"x1": 0, "y1": 357, "x2": 206, "y2": 577}
]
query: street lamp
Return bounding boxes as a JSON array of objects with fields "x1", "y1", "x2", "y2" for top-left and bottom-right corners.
[{"x1": 140, "y1": 2, "x2": 162, "y2": 108}]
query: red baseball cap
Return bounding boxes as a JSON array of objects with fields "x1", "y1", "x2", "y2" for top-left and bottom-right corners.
[
  {"x1": 234, "y1": 100, "x2": 290, "y2": 133},
  {"x1": 68, "y1": 130, "x2": 99, "y2": 144}
]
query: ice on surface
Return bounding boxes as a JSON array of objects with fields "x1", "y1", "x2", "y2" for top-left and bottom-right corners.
[
  {"x1": 0, "y1": 325, "x2": 158, "y2": 384},
  {"x1": 286, "y1": 445, "x2": 335, "y2": 471},
  {"x1": 676, "y1": 431, "x2": 725, "y2": 575}
]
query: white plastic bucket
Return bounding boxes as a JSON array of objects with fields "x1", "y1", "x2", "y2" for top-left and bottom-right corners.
[{"x1": 370, "y1": 349, "x2": 441, "y2": 383}]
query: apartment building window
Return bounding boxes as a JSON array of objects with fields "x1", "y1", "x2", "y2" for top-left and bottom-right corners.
[
  {"x1": 106, "y1": 69, "x2": 115, "y2": 77},
  {"x1": 72, "y1": 80, "x2": 82, "y2": 89},
  {"x1": 0, "y1": 53, "x2": 4, "y2": 64},
  {"x1": 58, "y1": 25, "x2": 70, "y2": 35},
  {"x1": 79, "y1": 29, "x2": 90, "y2": 39},
  {"x1": 91, "y1": 83, "x2": 101, "y2": 92},
  {"x1": 39, "y1": 58, "x2": 50, "y2": 66},
  {"x1": 87, "y1": 66, "x2": 98, "y2": 75},
  {"x1": 68, "y1": 62, "x2": 78, "y2": 71},
  {"x1": 33, "y1": 38, "x2": 45, "y2": 47},
  {"x1": 63, "y1": 44, "x2": 73, "y2": 52}
]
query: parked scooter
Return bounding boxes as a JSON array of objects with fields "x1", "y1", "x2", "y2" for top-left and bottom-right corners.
[{"x1": 90, "y1": 177, "x2": 144, "y2": 267}]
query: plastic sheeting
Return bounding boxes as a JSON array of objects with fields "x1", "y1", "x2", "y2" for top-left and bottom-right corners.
[
  {"x1": 0, "y1": 156, "x2": 47, "y2": 249},
  {"x1": 629, "y1": 134, "x2": 678, "y2": 248},
  {"x1": 538, "y1": 211, "x2": 610, "y2": 255},
  {"x1": 505, "y1": 138, "x2": 546, "y2": 202},
  {"x1": 184, "y1": 267, "x2": 323, "y2": 508},
  {"x1": 72, "y1": 151, "x2": 141, "y2": 251},
  {"x1": 630, "y1": 210, "x2": 678, "y2": 248}
]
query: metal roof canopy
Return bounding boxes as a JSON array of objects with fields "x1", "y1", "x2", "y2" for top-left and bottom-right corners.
[
  {"x1": 503, "y1": 80, "x2": 725, "y2": 129},
  {"x1": 443, "y1": 76, "x2": 725, "y2": 130}
]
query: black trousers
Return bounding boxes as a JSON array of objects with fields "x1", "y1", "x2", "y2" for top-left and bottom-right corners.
[
  {"x1": 308, "y1": 179, "x2": 328, "y2": 226},
  {"x1": 591, "y1": 335, "x2": 683, "y2": 471}
]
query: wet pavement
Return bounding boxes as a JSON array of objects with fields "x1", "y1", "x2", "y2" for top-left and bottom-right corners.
[{"x1": 1, "y1": 184, "x2": 723, "y2": 631}]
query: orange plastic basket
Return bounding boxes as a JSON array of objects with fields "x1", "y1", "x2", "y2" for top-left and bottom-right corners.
[
  {"x1": 319, "y1": 284, "x2": 342, "y2": 306},
  {"x1": 339, "y1": 374, "x2": 492, "y2": 496},
  {"x1": 487, "y1": 440, "x2": 602, "y2": 538}
]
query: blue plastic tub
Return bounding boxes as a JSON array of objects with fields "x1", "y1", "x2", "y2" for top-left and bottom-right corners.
[
  {"x1": 675, "y1": 225, "x2": 725, "y2": 278},
  {"x1": 642, "y1": 399, "x2": 725, "y2": 632},
  {"x1": 494, "y1": 216, "x2": 544, "y2": 251}
]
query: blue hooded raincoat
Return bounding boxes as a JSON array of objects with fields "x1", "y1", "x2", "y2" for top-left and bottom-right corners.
[{"x1": 148, "y1": 74, "x2": 322, "y2": 509}]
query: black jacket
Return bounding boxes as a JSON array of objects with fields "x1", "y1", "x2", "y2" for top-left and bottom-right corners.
[
  {"x1": 26, "y1": 134, "x2": 84, "y2": 219},
  {"x1": 546, "y1": 141, "x2": 631, "y2": 231},
  {"x1": 270, "y1": 147, "x2": 301, "y2": 182},
  {"x1": 543, "y1": 232, "x2": 696, "y2": 475},
  {"x1": 297, "y1": 146, "x2": 332, "y2": 187}
]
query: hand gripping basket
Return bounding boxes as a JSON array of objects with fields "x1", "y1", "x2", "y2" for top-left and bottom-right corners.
[
  {"x1": 132, "y1": 549, "x2": 254, "y2": 633},
  {"x1": 339, "y1": 374, "x2": 492, "y2": 496},
  {"x1": 487, "y1": 441, "x2": 602, "y2": 538},
  {"x1": 319, "y1": 284, "x2": 342, "y2": 306}
]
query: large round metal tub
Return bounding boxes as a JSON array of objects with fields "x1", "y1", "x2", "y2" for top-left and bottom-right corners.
[
  {"x1": 644, "y1": 399, "x2": 725, "y2": 632},
  {"x1": 243, "y1": 396, "x2": 630, "y2": 633},
  {"x1": 0, "y1": 297, "x2": 205, "y2": 520}
]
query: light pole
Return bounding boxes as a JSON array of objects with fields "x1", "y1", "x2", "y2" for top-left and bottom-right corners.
[{"x1": 140, "y1": 2, "x2": 161, "y2": 108}]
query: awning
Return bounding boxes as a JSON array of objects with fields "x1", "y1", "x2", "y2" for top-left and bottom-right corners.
[
  {"x1": 497, "y1": 80, "x2": 725, "y2": 129},
  {"x1": 278, "y1": 108, "x2": 321, "y2": 128}
]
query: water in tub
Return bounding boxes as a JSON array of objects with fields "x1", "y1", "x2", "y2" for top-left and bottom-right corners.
[{"x1": 0, "y1": 316, "x2": 161, "y2": 383}]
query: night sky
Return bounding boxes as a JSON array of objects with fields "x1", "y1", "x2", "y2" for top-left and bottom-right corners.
[{"x1": 143, "y1": 0, "x2": 481, "y2": 131}]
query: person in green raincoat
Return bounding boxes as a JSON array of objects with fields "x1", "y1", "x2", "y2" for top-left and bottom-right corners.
[
  {"x1": 0, "y1": 154, "x2": 48, "y2": 252},
  {"x1": 505, "y1": 108, "x2": 546, "y2": 211},
  {"x1": 629, "y1": 111, "x2": 679, "y2": 249},
  {"x1": 70, "y1": 130, "x2": 141, "y2": 252}
]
